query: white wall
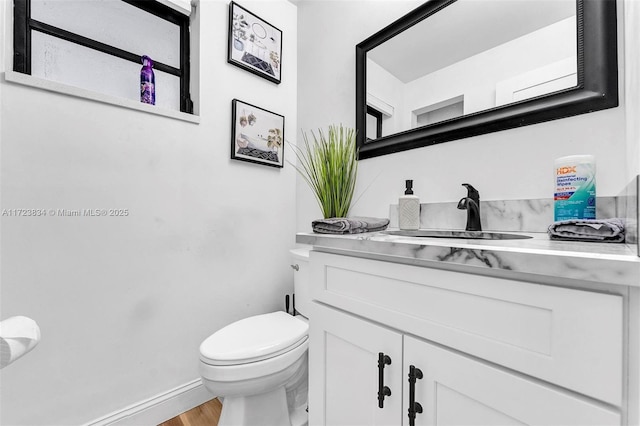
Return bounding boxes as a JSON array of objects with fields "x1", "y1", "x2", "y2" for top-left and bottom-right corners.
[
  {"x1": 296, "y1": 0, "x2": 629, "y2": 231},
  {"x1": 625, "y1": 0, "x2": 640, "y2": 179},
  {"x1": 366, "y1": 58, "x2": 404, "y2": 136},
  {"x1": 0, "y1": 1, "x2": 297, "y2": 425}
]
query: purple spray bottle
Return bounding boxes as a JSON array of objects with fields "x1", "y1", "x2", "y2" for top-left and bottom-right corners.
[{"x1": 140, "y1": 55, "x2": 155, "y2": 105}]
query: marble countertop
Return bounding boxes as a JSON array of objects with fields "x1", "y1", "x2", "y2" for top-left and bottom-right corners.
[{"x1": 296, "y1": 230, "x2": 640, "y2": 287}]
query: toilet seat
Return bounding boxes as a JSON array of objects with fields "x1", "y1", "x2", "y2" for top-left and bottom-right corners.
[
  {"x1": 200, "y1": 312, "x2": 309, "y2": 365},
  {"x1": 200, "y1": 337, "x2": 308, "y2": 382}
]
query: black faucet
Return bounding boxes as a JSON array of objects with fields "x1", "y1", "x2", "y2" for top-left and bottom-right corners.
[{"x1": 457, "y1": 183, "x2": 482, "y2": 231}]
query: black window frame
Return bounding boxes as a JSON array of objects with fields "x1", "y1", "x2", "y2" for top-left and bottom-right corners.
[
  {"x1": 366, "y1": 106, "x2": 383, "y2": 141},
  {"x1": 13, "y1": 0, "x2": 193, "y2": 114}
]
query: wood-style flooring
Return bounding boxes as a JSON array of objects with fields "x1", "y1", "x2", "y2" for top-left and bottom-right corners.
[{"x1": 158, "y1": 398, "x2": 222, "y2": 426}]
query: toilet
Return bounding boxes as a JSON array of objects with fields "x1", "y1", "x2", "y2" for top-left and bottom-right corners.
[{"x1": 199, "y1": 248, "x2": 311, "y2": 426}]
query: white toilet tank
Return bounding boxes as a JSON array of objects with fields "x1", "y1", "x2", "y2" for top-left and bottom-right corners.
[{"x1": 290, "y1": 248, "x2": 311, "y2": 317}]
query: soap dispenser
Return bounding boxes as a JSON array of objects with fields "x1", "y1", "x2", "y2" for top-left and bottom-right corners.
[{"x1": 399, "y1": 180, "x2": 420, "y2": 230}]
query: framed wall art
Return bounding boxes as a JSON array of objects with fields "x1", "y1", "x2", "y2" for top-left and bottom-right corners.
[
  {"x1": 231, "y1": 99, "x2": 285, "y2": 168},
  {"x1": 228, "y1": 1, "x2": 283, "y2": 84}
]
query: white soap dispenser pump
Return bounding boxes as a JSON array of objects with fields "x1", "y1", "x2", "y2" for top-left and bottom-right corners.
[{"x1": 399, "y1": 179, "x2": 420, "y2": 230}]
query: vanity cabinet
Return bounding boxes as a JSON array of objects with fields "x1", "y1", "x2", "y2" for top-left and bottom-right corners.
[
  {"x1": 309, "y1": 303, "x2": 403, "y2": 425},
  {"x1": 308, "y1": 251, "x2": 624, "y2": 425}
]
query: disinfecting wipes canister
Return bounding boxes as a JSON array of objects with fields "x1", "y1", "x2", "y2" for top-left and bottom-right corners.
[{"x1": 554, "y1": 155, "x2": 596, "y2": 221}]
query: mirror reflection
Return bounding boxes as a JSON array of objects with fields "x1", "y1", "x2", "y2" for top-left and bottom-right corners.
[{"x1": 366, "y1": 0, "x2": 577, "y2": 140}]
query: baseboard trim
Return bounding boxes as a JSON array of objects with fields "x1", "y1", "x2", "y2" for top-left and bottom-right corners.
[{"x1": 84, "y1": 379, "x2": 215, "y2": 426}]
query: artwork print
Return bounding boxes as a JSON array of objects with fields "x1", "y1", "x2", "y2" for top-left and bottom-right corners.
[
  {"x1": 231, "y1": 99, "x2": 285, "y2": 168},
  {"x1": 228, "y1": 2, "x2": 283, "y2": 84}
]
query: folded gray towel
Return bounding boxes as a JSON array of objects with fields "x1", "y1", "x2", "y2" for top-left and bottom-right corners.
[
  {"x1": 312, "y1": 217, "x2": 390, "y2": 234},
  {"x1": 547, "y1": 218, "x2": 625, "y2": 242}
]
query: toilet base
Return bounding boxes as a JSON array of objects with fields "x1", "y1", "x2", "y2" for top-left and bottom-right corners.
[
  {"x1": 289, "y1": 403, "x2": 308, "y2": 426},
  {"x1": 219, "y1": 386, "x2": 297, "y2": 426}
]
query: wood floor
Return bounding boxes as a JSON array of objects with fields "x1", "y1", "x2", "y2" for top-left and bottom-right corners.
[{"x1": 158, "y1": 398, "x2": 222, "y2": 426}]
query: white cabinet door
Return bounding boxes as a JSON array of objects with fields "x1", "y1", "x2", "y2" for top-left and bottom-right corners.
[
  {"x1": 404, "y1": 336, "x2": 621, "y2": 426},
  {"x1": 309, "y1": 303, "x2": 403, "y2": 426}
]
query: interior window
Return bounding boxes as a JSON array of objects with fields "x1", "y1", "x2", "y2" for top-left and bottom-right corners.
[{"x1": 13, "y1": 0, "x2": 193, "y2": 113}]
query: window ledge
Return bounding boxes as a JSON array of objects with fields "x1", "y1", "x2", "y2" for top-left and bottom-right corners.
[{"x1": 3, "y1": 70, "x2": 200, "y2": 124}]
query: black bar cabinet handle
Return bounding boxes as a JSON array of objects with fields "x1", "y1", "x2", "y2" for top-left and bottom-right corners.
[
  {"x1": 377, "y1": 352, "x2": 392, "y2": 408},
  {"x1": 408, "y1": 365, "x2": 423, "y2": 426}
]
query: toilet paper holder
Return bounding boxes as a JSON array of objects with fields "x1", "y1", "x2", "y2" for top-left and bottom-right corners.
[{"x1": 0, "y1": 316, "x2": 41, "y2": 369}]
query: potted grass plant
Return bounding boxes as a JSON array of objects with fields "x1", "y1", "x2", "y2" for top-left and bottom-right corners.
[{"x1": 291, "y1": 125, "x2": 358, "y2": 218}]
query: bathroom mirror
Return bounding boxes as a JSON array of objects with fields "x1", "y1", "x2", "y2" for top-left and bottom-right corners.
[{"x1": 356, "y1": 0, "x2": 618, "y2": 159}]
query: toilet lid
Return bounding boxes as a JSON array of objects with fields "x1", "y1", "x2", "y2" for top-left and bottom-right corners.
[{"x1": 200, "y1": 311, "x2": 309, "y2": 364}]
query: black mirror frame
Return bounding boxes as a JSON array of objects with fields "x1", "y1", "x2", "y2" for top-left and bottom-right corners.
[{"x1": 355, "y1": 0, "x2": 618, "y2": 160}]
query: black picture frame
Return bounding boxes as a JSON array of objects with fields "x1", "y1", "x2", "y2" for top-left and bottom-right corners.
[
  {"x1": 356, "y1": 0, "x2": 618, "y2": 160},
  {"x1": 231, "y1": 99, "x2": 285, "y2": 168},
  {"x1": 227, "y1": 1, "x2": 282, "y2": 84}
]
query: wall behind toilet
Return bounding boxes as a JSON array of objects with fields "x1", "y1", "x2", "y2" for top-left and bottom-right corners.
[
  {"x1": 296, "y1": 0, "x2": 634, "y2": 230},
  {"x1": 0, "y1": 1, "x2": 297, "y2": 424}
]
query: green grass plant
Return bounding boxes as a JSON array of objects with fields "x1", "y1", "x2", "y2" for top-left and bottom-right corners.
[{"x1": 291, "y1": 125, "x2": 358, "y2": 218}]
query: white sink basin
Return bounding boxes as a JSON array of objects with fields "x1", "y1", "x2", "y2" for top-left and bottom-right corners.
[{"x1": 383, "y1": 230, "x2": 533, "y2": 240}]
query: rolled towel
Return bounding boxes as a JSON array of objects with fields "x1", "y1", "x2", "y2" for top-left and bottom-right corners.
[
  {"x1": 547, "y1": 218, "x2": 625, "y2": 242},
  {"x1": 312, "y1": 217, "x2": 390, "y2": 234},
  {"x1": 0, "y1": 316, "x2": 41, "y2": 369}
]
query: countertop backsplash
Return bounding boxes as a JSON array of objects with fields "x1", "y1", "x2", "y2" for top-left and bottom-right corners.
[
  {"x1": 389, "y1": 197, "x2": 617, "y2": 233},
  {"x1": 618, "y1": 175, "x2": 639, "y2": 247},
  {"x1": 388, "y1": 176, "x2": 639, "y2": 251}
]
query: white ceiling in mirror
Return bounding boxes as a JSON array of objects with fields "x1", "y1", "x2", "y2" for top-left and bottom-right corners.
[{"x1": 368, "y1": 0, "x2": 576, "y2": 84}]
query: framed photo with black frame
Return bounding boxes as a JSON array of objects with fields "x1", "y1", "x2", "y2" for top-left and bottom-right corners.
[
  {"x1": 227, "y1": 1, "x2": 283, "y2": 84},
  {"x1": 231, "y1": 99, "x2": 285, "y2": 168}
]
